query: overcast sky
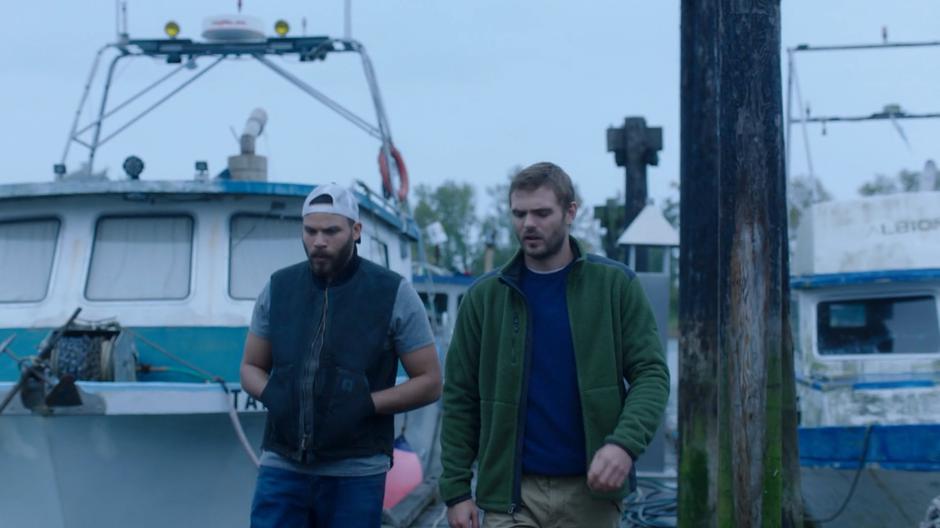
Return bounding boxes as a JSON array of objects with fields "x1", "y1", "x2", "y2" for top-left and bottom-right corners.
[{"x1": 3, "y1": 1, "x2": 938, "y2": 214}]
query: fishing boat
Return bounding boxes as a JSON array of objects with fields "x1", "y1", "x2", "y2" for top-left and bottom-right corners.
[
  {"x1": 412, "y1": 266, "x2": 476, "y2": 350},
  {"x1": 791, "y1": 191, "x2": 940, "y2": 527},
  {"x1": 0, "y1": 13, "x2": 436, "y2": 528},
  {"x1": 784, "y1": 37, "x2": 940, "y2": 527}
]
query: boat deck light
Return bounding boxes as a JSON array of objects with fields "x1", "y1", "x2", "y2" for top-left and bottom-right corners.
[
  {"x1": 123, "y1": 155, "x2": 145, "y2": 180},
  {"x1": 164, "y1": 21, "x2": 180, "y2": 39}
]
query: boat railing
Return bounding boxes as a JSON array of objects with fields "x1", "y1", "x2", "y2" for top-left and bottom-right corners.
[{"x1": 60, "y1": 31, "x2": 406, "y2": 209}]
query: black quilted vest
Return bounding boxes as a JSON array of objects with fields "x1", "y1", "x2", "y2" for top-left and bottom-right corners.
[{"x1": 261, "y1": 254, "x2": 402, "y2": 463}]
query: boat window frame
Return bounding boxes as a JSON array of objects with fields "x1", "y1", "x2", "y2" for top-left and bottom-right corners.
[
  {"x1": 810, "y1": 287, "x2": 940, "y2": 359},
  {"x1": 84, "y1": 213, "x2": 196, "y2": 302},
  {"x1": 0, "y1": 216, "x2": 62, "y2": 304},
  {"x1": 359, "y1": 208, "x2": 393, "y2": 271},
  {"x1": 418, "y1": 290, "x2": 451, "y2": 329},
  {"x1": 227, "y1": 212, "x2": 304, "y2": 301},
  {"x1": 370, "y1": 235, "x2": 390, "y2": 269}
]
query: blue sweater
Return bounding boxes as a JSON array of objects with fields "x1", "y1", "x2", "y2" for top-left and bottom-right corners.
[{"x1": 519, "y1": 263, "x2": 586, "y2": 475}]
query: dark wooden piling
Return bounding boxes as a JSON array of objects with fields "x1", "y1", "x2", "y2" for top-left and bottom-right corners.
[
  {"x1": 678, "y1": 0, "x2": 721, "y2": 525},
  {"x1": 679, "y1": 0, "x2": 802, "y2": 526}
]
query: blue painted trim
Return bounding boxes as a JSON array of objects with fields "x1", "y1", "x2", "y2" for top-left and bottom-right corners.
[
  {"x1": 0, "y1": 180, "x2": 310, "y2": 200},
  {"x1": 0, "y1": 326, "x2": 248, "y2": 383},
  {"x1": 413, "y1": 274, "x2": 477, "y2": 286},
  {"x1": 2, "y1": 326, "x2": 440, "y2": 384},
  {"x1": 0, "y1": 180, "x2": 419, "y2": 239},
  {"x1": 852, "y1": 379, "x2": 936, "y2": 390},
  {"x1": 799, "y1": 424, "x2": 940, "y2": 471},
  {"x1": 797, "y1": 373, "x2": 938, "y2": 391},
  {"x1": 76, "y1": 381, "x2": 231, "y2": 392},
  {"x1": 796, "y1": 376, "x2": 827, "y2": 391},
  {"x1": 791, "y1": 268, "x2": 940, "y2": 290},
  {"x1": 352, "y1": 188, "x2": 421, "y2": 240}
]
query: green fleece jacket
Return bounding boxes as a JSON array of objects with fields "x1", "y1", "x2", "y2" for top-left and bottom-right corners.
[{"x1": 439, "y1": 238, "x2": 670, "y2": 513}]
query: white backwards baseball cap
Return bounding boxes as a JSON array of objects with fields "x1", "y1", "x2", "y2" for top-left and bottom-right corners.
[{"x1": 302, "y1": 183, "x2": 360, "y2": 222}]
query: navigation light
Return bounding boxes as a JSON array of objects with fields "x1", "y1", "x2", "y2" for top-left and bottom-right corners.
[
  {"x1": 275, "y1": 20, "x2": 290, "y2": 37},
  {"x1": 164, "y1": 21, "x2": 180, "y2": 39}
]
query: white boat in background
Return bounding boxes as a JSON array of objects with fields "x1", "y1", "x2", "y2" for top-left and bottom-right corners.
[
  {"x1": 791, "y1": 191, "x2": 940, "y2": 527},
  {"x1": 0, "y1": 13, "x2": 439, "y2": 528},
  {"x1": 412, "y1": 266, "x2": 476, "y2": 349}
]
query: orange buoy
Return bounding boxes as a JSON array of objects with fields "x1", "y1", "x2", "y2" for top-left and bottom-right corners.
[
  {"x1": 383, "y1": 438, "x2": 423, "y2": 509},
  {"x1": 378, "y1": 145, "x2": 409, "y2": 203}
]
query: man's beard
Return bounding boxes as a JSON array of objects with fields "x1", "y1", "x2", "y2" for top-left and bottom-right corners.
[
  {"x1": 306, "y1": 236, "x2": 356, "y2": 279},
  {"x1": 517, "y1": 225, "x2": 567, "y2": 261}
]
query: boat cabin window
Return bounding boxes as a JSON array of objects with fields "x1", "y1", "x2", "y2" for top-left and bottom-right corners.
[
  {"x1": 86, "y1": 216, "x2": 193, "y2": 300},
  {"x1": 230, "y1": 214, "x2": 303, "y2": 299},
  {"x1": 370, "y1": 237, "x2": 390, "y2": 269},
  {"x1": 419, "y1": 292, "x2": 450, "y2": 328},
  {"x1": 0, "y1": 218, "x2": 60, "y2": 302},
  {"x1": 816, "y1": 295, "x2": 940, "y2": 356}
]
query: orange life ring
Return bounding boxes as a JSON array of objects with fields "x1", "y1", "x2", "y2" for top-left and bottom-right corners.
[{"x1": 378, "y1": 145, "x2": 409, "y2": 202}]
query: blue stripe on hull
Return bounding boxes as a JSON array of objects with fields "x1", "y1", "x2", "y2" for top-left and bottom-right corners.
[
  {"x1": 797, "y1": 374, "x2": 938, "y2": 391},
  {"x1": 1, "y1": 327, "x2": 418, "y2": 383},
  {"x1": 0, "y1": 327, "x2": 248, "y2": 383},
  {"x1": 0, "y1": 328, "x2": 53, "y2": 380},
  {"x1": 799, "y1": 424, "x2": 940, "y2": 471},
  {"x1": 791, "y1": 268, "x2": 940, "y2": 289}
]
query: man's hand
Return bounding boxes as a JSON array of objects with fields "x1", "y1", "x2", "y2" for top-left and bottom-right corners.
[
  {"x1": 587, "y1": 443, "x2": 633, "y2": 493},
  {"x1": 447, "y1": 499, "x2": 480, "y2": 528},
  {"x1": 239, "y1": 332, "x2": 272, "y2": 400}
]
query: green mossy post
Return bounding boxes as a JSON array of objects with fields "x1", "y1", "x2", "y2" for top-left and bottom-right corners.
[{"x1": 679, "y1": 0, "x2": 802, "y2": 526}]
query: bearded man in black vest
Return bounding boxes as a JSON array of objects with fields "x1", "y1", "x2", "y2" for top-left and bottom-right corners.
[{"x1": 240, "y1": 183, "x2": 442, "y2": 528}]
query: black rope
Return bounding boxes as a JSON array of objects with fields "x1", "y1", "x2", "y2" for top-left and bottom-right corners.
[
  {"x1": 129, "y1": 330, "x2": 221, "y2": 382},
  {"x1": 806, "y1": 424, "x2": 874, "y2": 524},
  {"x1": 127, "y1": 330, "x2": 260, "y2": 467},
  {"x1": 623, "y1": 478, "x2": 677, "y2": 527}
]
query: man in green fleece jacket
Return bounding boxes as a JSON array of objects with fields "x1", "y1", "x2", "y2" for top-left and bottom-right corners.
[{"x1": 441, "y1": 162, "x2": 670, "y2": 528}]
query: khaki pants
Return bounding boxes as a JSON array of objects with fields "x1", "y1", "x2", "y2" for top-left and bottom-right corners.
[{"x1": 482, "y1": 475, "x2": 622, "y2": 528}]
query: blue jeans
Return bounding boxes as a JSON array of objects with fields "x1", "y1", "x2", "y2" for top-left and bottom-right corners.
[{"x1": 250, "y1": 465, "x2": 386, "y2": 528}]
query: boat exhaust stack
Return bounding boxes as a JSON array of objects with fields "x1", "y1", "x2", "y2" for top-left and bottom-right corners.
[{"x1": 227, "y1": 108, "x2": 268, "y2": 181}]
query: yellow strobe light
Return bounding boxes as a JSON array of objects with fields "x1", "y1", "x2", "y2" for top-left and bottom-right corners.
[
  {"x1": 164, "y1": 21, "x2": 180, "y2": 39},
  {"x1": 274, "y1": 19, "x2": 290, "y2": 37}
]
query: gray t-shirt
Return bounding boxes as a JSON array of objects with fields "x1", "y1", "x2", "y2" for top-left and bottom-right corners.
[{"x1": 249, "y1": 277, "x2": 435, "y2": 477}]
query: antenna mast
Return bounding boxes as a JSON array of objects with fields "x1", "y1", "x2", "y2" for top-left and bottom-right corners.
[
  {"x1": 786, "y1": 36, "x2": 940, "y2": 183},
  {"x1": 114, "y1": 1, "x2": 129, "y2": 39},
  {"x1": 122, "y1": 2, "x2": 128, "y2": 37}
]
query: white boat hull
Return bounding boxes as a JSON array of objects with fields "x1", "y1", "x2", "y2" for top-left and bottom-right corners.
[
  {"x1": 0, "y1": 381, "x2": 443, "y2": 527},
  {"x1": 1, "y1": 412, "x2": 266, "y2": 528}
]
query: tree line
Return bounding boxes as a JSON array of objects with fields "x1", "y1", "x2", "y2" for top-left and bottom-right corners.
[
  {"x1": 788, "y1": 160, "x2": 940, "y2": 235},
  {"x1": 411, "y1": 166, "x2": 602, "y2": 275},
  {"x1": 411, "y1": 162, "x2": 937, "y2": 276}
]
